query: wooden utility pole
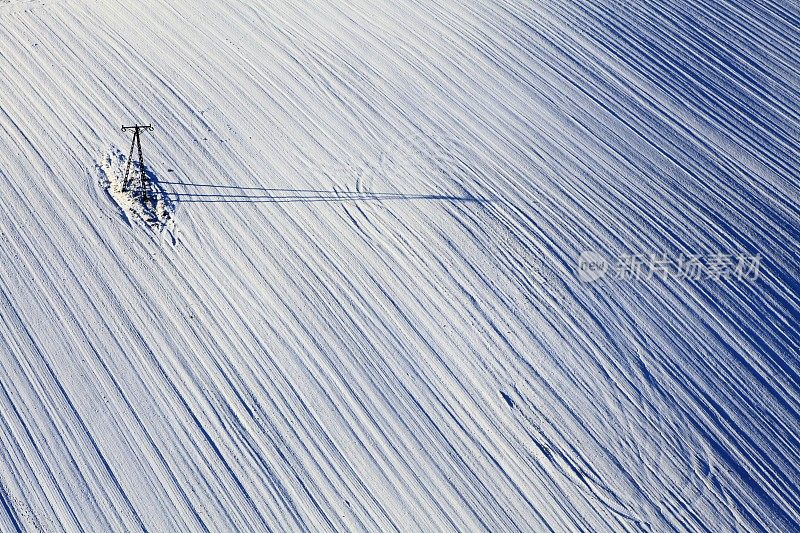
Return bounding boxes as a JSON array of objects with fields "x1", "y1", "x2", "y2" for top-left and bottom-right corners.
[{"x1": 121, "y1": 124, "x2": 154, "y2": 202}]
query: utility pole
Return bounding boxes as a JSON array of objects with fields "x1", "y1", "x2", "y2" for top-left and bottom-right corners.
[{"x1": 121, "y1": 124, "x2": 154, "y2": 202}]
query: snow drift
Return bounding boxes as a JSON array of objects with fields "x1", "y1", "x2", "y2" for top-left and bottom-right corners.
[{"x1": 0, "y1": 0, "x2": 798, "y2": 530}]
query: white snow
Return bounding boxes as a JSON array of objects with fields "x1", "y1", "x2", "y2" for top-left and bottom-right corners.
[
  {"x1": 95, "y1": 147, "x2": 175, "y2": 239},
  {"x1": 0, "y1": 0, "x2": 798, "y2": 530}
]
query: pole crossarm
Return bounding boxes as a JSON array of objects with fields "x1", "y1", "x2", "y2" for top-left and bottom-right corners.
[{"x1": 122, "y1": 125, "x2": 154, "y2": 132}]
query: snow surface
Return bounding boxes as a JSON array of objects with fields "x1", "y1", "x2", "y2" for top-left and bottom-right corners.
[{"x1": 0, "y1": 0, "x2": 798, "y2": 530}]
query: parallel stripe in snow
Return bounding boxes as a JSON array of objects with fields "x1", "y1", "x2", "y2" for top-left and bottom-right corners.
[{"x1": 0, "y1": 0, "x2": 798, "y2": 530}]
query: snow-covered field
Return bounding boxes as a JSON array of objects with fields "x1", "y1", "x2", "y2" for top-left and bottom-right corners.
[{"x1": 0, "y1": 0, "x2": 798, "y2": 530}]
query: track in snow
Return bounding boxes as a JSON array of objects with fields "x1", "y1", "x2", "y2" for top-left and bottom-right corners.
[{"x1": 0, "y1": 0, "x2": 798, "y2": 531}]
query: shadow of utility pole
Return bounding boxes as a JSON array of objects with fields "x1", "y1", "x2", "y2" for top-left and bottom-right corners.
[{"x1": 158, "y1": 181, "x2": 491, "y2": 204}]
